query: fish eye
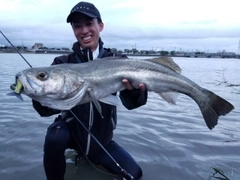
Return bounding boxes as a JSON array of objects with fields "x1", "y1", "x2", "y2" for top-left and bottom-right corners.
[{"x1": 37, "y1": 71, "x2": 47, "y2": 80}]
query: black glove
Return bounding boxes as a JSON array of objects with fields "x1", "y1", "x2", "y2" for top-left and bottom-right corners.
[{"x1": 120, "y1": 89, "x2": 147, "y2": 110}]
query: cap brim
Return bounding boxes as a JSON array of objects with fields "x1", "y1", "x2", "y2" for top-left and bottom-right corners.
[{"x1": 67, "y1": 11, "x2": 97, "y2": 23}]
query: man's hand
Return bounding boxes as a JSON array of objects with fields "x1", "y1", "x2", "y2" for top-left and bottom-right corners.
[{"x1": 122, "y1": 79, "x2": 146, "y2": 91}]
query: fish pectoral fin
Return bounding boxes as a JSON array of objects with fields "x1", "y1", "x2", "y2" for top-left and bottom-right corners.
[
  {"x1": 99, "y1": 95, "x2": 121, "y2": 106},
  {"x1": 87, "y1": 88, "x2": 103, "y2": 118},
  {"x1": 158, "y1": 92, "x2": 179, "y2": 104}
]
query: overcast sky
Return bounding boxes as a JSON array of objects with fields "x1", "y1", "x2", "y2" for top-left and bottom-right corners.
[{"x1": 0, "y1": 0, "x2": 240, "y2": 53}]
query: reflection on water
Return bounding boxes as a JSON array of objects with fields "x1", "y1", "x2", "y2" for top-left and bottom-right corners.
[{"x1": 0, "y1": 54, "x2": 239, "y2": 180}]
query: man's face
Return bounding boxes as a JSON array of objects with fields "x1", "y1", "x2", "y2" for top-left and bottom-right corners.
[{"x1": 71, "y1": 14, "x2": 104, "y2": 51}]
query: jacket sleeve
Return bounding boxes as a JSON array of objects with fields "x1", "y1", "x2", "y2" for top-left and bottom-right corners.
[
  {"x1": 51, "y1": 54, "x2": 70, "y2": 65},
  {"x1": 32, "y1": 100, "x2": 61, "y2": 117},
  {"x1": 119, "y1": 89, "x2": 148, "y2": 110}
]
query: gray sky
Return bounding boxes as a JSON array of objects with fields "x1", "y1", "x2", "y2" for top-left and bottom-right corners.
[{"x1": 1, "y1": 0, "x2": 240, "y2": 53}]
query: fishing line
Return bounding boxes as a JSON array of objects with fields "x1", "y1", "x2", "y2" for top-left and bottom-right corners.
[
  {"x1": 70, "y1": 110, "x2": 134, "y2": 180},
  {"x1": 1, "y1": 31, "x2": 134, "y2": 180},
  {"x1": 70, "y1": 130, "x2": 121, "y2": 178}
]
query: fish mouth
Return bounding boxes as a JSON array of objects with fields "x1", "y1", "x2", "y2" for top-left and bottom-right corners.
[
  {"x1": 10, "y1": 73, "x2": 24, "y2": 94},
  {"x1": 10, "y1": 73, "x2": 42, "y2": 96}
]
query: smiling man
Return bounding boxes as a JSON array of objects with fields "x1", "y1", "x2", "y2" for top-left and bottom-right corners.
[
  {"x1": 32, "y1": 1, "x2": 147, "y2": 180},
  {"x1": 67, "y1": 5, "x2": 104, "y2": 52}
]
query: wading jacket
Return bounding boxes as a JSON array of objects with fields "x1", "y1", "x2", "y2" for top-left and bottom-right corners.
[{"x1": 32, "y1": 39, "x2": 148, "y2": 161}]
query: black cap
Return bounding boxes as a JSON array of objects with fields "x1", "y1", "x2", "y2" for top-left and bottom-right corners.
[{"x1": 66, "y1": 2, "x2": 102, "y2": 23}]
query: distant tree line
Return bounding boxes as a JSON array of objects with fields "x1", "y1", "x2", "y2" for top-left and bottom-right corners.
[
  {"x1": 0, "y1": 45, "x2": 27, "y2": 52},
  {"x1": 110, "y1": 48, "x2": 173, "y2": 56}
]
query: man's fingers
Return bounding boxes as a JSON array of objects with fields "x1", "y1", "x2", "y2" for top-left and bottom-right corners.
[
  {"x1": 122, "y1": 79, "x2": 146, "y2": 91},
  {"x1": 138, "y1": 84, "x2": 146, "y2": 91},
  {"x1": 122, "y1": 79, "x2": 134, "y2": 90}
]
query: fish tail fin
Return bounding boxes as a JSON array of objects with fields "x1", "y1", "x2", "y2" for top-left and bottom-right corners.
[{"x1": 199, "y1": 91, "x2": 234, "y2": 130}]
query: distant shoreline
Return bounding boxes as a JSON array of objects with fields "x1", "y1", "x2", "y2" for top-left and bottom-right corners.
[
  {"x1": 0, "y1": 51, "x2": 189, "y2": 58},
  {"x1": 0, "y1": 51, "x2": 239, "y2": 59}
]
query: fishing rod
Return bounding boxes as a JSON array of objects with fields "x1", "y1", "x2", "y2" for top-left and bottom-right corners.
[
  {"x1": 1, "y1": 31, "x2": 134, "y2": 180},
  {"x1": 70, "y1": 110, "x2": 134, "y2": 180}
]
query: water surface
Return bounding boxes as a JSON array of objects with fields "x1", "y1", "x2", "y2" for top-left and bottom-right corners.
[{"x1": 0, "y1": 54, "x2": 239, "y2": 180}]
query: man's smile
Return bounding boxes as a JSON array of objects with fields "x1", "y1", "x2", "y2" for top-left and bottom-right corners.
[{"x1": 82, "y1": 36, "x2": 92, "y2": 41}]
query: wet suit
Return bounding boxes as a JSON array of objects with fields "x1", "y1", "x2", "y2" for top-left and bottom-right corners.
[{"x1": 32, "y1": 39, "x2": 148, "y2": 180}]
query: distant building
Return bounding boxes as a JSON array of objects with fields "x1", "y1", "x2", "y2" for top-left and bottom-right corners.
[
  {"x1": 32, "y1": 43, "x2": 43, "y2": 49},
  {"x1": 221, "y1": 51, "x2": 236, "y2": 58},
  {"x1": 175, "y1": 52, "x2": 185, "y2": 57},
  {"x1": 111, "y1": 48, "x2": 117, "y2": 53}
]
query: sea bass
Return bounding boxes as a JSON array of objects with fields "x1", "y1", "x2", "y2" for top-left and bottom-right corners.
[{"x1": 12, "y1": 57, "x2": 234, "y2": 130}]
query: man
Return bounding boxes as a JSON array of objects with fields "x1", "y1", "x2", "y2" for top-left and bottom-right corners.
[{"x1": 33, "y1": 2, "x2": 147, "y2": 180}]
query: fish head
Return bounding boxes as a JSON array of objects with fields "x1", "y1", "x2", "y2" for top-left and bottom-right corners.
[{"x1": 15, "y1": 65, "x2": 86, "y2": 108}]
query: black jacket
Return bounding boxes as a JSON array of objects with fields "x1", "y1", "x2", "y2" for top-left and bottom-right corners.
[{"x1": 32, "y1": 39, "x2": 148, "y2": 159}]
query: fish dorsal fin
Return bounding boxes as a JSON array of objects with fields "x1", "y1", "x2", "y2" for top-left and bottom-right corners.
[{"x1": 151, "y1": 57, "x2": 182, "y2": 74}]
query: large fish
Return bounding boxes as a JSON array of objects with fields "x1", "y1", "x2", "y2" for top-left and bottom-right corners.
[{"x1": 11, "y1": 57, "x2": 234, "y2": 130}]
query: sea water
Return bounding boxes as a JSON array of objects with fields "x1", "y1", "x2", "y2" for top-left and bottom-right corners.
[{"x1": 0, "y1": 53, "x2": 239, "y2": 180}]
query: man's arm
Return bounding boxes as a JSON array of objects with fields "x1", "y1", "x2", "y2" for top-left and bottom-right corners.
[{"x1": 32, "y1": 100, "x2": 61, "y2": 117}]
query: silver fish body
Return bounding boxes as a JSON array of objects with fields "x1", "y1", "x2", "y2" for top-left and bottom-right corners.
[{"x1": 14, "y1": 57, "x2": 234, "y2": 130}]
